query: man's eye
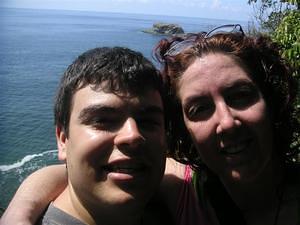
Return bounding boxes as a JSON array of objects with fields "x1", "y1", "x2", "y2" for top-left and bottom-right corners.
[{"x1": 91, "y1": 118, "x2": 120, "y2": 130}]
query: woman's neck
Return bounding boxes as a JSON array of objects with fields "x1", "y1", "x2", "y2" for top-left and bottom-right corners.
[{"x1": 220, "y1": 155, "x2": 284, "y2": 212}]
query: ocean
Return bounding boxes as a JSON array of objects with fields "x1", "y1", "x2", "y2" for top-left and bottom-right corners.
[{"x1": 0, "y1": 7, "x2": 248, "y2": 211}]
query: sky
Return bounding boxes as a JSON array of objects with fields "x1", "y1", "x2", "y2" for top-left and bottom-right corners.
[{"x1": 1, "y1": 0, "x2": 254, "y2": 21}]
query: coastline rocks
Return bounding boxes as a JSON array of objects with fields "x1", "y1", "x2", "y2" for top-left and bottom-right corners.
[{"x1": 143, "y1": 23, "x2": 184, "y2": 35}]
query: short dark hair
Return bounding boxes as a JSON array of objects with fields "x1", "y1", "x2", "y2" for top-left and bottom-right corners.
[{"x1": 54, "y1": 47, "x2": 163, "y2": 136}]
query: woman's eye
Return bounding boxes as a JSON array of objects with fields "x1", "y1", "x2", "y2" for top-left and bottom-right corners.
[
  {"x1": 186, "y1": 102, "x2": 214, "y2": 121},
  {"x1": 227, "y1": 88, "x2": 259, "y2": 109}
]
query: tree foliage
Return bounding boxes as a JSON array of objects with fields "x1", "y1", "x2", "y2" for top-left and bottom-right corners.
[
  {"x1": 273, "y1": 10, "x2": 300, "y2": 76},
  {"x1": 248, "y1": 0, "x2": 299, "y2": 32},
  {"x1": 248, "y1": 0, "x2": 300, "y2": 160}
]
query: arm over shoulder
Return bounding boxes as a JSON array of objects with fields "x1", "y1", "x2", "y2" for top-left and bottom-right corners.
[
  {"x1": 0, "y1": 164, "x2": 67, "y2": 225},
  {"x1": 158, "y1": 158, "x2": 186, "y2": 216},
  {"x1": 159, "y1": 158, "x2": 210, "y2": 225}
]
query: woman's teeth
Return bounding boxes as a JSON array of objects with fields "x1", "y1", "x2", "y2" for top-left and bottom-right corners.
[{"x1": 220, "y1": 142, "x2": 248, "y2": 155}]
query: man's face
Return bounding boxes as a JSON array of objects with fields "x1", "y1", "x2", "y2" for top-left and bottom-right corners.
[{"x1": 57, "y1": 85, "x2": 166, "y2": 214}]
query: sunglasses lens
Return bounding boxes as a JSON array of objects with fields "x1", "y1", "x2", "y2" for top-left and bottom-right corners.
[
  {"x1": 164, "y1": 24, "x2": 243, "y2": 57},
  {"x1": 164, "y1": 36, "x2": 197, "y2": 57},
  {"x1": 205, "y1": 24, "x2": 243, "y2": 38}
]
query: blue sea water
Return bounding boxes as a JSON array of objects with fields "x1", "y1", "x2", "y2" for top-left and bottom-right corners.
[{"x1": 0, "y1": 7, "x2": 248, "y2": 210}]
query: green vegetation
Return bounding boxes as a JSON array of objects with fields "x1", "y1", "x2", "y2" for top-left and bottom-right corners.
[{"x1": 248, "y1": 0, "x2": 300, "y2": 161}]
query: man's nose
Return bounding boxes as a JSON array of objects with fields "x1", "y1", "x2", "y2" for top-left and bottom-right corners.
[{"x1": 114, "y1": 117, "x2": 145, "y2": 148}]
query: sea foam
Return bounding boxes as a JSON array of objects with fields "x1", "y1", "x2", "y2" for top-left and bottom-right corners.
[{"x1": 0, "y1": 150, "x2": 58, "y2": 172}]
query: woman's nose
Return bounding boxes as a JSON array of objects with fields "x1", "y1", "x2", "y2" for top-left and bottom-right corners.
[
  {"x1": 216, "y1": 104, "x2": 241, "y2": 135},
  {"x1": 114, "y1": 117, "x2": 145, "y2": 148}
]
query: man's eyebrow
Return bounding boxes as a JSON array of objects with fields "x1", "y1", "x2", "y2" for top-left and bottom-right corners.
[
  {"x1": 79, "y1": 104, "x2": 164, "y2": 119},
  {"x1": 79, "y1": 105, "x2": 118, "y2": 120}
]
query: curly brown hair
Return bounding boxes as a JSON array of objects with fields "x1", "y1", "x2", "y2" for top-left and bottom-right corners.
[{"x1": 154, "y1": 32, "x2": 299, "y2": 168}]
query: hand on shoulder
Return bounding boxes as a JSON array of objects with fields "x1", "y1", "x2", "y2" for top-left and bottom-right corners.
[
  {"x1": 157, "y1": 158, "x2": 188, "y2": 216},
  {"x1": 164, "y1": 157, "x2": 187, "y2": 179}
]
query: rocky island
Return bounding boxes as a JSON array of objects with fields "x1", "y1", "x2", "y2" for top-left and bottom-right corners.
[{"x1": 143, "y1": 22, "x2": 184, "y2": 35}]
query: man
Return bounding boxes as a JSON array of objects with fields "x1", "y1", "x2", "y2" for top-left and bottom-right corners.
[
  {"x1": 12, "y1": 46, "x2": 166, "y2": 225},
  {"x1": 1, "y1": 46, "x2": 208, "y2": 225}
]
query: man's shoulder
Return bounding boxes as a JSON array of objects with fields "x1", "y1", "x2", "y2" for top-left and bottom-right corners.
[{"x1": 37, "y1": 204, "x2": 85, "y2": 225}]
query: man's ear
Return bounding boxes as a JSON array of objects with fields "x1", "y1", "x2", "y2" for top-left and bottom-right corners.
[{"x1": 56, "y1": 126, "x2": 68, "y2": 161}]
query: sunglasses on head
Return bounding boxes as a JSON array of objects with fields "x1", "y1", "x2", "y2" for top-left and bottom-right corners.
[{"x1": 164, "y1": 24, "x2": 245, "y2": 57}]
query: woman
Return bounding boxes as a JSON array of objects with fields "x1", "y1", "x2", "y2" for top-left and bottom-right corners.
[
  {"x1": 154, "y1": 24, "x2": 300, "y2": 224},
  {"x1": 2, "y1": 25, "x2": 300, "y2": 225}
]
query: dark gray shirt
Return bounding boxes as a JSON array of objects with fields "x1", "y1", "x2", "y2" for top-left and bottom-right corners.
[{"x1": 38, "y1": 203, "x2": 86, "y2": 225}]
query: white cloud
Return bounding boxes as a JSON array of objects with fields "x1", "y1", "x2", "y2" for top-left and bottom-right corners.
[
  {"x1": 109, "y1": 0, "x2": 151, "y2": 3},
  {"x1": 211, "y1": 0, "x2": 221, "y2": 9},
  {"x1": 110, "y1": 0, "x2": 134, "y2": 2}
]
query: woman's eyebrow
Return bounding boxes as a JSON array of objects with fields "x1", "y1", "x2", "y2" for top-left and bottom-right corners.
[
  {"x1": 182, "y1": 95, "x2": 209, "y2": 107},
  {"x1": 222, "y1": 79, "x2": 255, "y2": 89},
  {"x1": 223, "y1": 81, "x2": 258, "y2": 95}
]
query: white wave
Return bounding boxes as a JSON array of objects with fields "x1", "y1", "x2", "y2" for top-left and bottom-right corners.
[{"x1": 0, "y1": 150, "x2": 58, "y2": 172}]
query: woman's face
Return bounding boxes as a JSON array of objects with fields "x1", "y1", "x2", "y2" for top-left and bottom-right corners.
[{"x1": 178, "y1": 53, "x2": 273, "y2": 183}]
